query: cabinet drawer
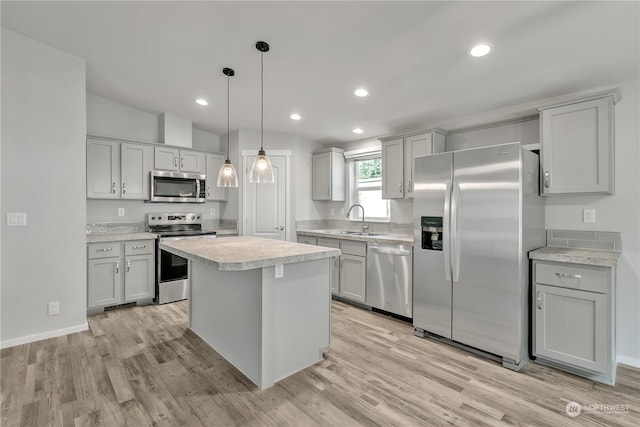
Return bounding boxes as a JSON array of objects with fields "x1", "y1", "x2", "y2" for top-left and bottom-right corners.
[
  {"x1": 297, "y1": 235, "x2": 317, "y2": 245},
  {"x1": 88, "y1": 243, "x2": 122, "y2": 259},
  {"x1": 125, "y1": 240, "x2": 155, "y2": 256},
  {"x1": 341, "y1": 240, "x2": 367, "y2": 256},
  {"x1": 317, "y1": 237, "x2": 340, "y2": 249},
  {"x1": 535, "y1": 261, "x2": 609, "y2": 294}
]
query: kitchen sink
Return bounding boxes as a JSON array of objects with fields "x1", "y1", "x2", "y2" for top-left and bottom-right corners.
[{"x1": 322, "y1": 230, "x2": 387, "y2": 237}]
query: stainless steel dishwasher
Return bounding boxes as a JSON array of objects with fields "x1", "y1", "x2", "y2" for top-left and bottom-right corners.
[{"x1": 366, "y1": 243, "x2": 413, "y2": 318}]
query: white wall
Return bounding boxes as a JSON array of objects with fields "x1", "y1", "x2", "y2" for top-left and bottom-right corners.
[
  {"x1": 86, "y1": 94, "x2": 223, "y2": 223},
  {"x1": 1, "y1": 29, "x2": 88, "y2": 347}
]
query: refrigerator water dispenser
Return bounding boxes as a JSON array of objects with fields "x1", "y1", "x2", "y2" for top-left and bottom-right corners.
[{"x1": 421, "y1": 216, "x2": 443, "y2": 251}]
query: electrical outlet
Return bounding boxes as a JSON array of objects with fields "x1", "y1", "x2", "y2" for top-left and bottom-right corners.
[
  {"x1": 583, "y1": 208, "x2": 596, "y2": 223},
  {"x1": 48, "y1": 302, "x2": 60, "y2": 316},
  {"x1": 275, "y1": 263, "x2": 284, "y2": 279},
  {"x1": 7, "y1": 212, "x2": 27, "y2": 226},
  {"x1": 118, "y1": 208, "x2": 125, "y2": 217}
]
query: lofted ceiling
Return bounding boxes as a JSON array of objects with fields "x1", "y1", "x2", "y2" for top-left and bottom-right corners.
[{"x1": 2, "y1": 1, "x2": 638, "y2": 145}]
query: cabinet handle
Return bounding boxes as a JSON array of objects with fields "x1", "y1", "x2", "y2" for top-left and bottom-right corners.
[
  {"x1": 208, "y1": 186, "x2": 211, "y2": 196},
  {"x1": 327, "y1": 186, "x2": 330, "y2": 197},
  {"x1": 181, "y1": 157, "x2": 184, "y2": 169},
  {"x1": 341, "y1": 258, "x2": 344, "y2": 269},
  {"x1": 112, "y1": 182, "x2": 116, "y2": 194},
  {"x1": 555, "y1": 272, "x2": 582, "y2": 279},
  {"x1": 98, "y1": 247, "x2": 113, "y2": 252},
  {"x1": 334, "y1": 257, "x2": 339, "y2": 268},
  {"x1": 273, "y1": 226, "x2": 284, "y2": 231},
  {"x1": 115, "y1": 261, "x2": 119, "y2": 274},
  {"x1": 122, "y1": 182, "x2": 126, "y2": 194},
  {"x1": 408, "y1": 180, "x2": 412, "y2": 193},
  {"x1": 544, "y1": 171, "x2": 550, "y2": 189},
  {"x1": 126, "y1": 260, "x2": 130, "y2": 272},
  {"x1": 536, "y1": 290, "x2": 542, "y2": 310},
  {"x1": 131, "y1": 245, "x2": 146, "y2": 249},
  {"x1": 174, "y1": 157, "x2": 178, "y2": 167},
  {"x1": 399, "y1": 182, "x2": 403, "y2": 193}
]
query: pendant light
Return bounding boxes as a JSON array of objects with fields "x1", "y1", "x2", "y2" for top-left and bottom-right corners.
[
  {"x1": 216, "y1": 67, "x2": 238, "y2": 187},
  {"x1": 249, "y1": 41, "x2": 275, "y2": 184}
]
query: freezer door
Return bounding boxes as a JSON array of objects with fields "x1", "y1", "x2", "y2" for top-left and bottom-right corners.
[
  {"x1": 413, "y1": 152, "x2": 453, "y2": 338},
  {"x1": 451, "y1": 143, "x2": 523, "y2": 360}
]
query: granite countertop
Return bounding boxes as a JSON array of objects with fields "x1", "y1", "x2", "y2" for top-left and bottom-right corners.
[
  {"x1": 204, "y1": 228, "x2": 237, "y2": 235},
  {"x1": 297, "y1": 229, "x2": 414, "y2": 246},
  {"x1": 87, "y1": 232, "x2": 158, "y2": 243},
  {"x1": 529, "y1": 246, "x2": 620, "y2": 267},
  {"x1": 160, "y1": 236, "x2": 341, "y2": 271}
]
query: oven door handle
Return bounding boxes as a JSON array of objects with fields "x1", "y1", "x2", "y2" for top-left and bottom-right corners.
[{"x1": 196, "y1": 179, "x2": 201, "y2": 199}]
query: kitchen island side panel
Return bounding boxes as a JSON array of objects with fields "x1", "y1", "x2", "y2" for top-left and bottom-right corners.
[{"x1": 189, "y1": 263, "x2": 263, "y2": 385}]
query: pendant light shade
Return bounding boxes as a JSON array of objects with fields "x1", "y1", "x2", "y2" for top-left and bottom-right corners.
[
  {"x1": 249, "y1": 41, "x2": 275, "y2": 184},
  {"x1": 217, "y1": 67, "x2": 238, "y2": 187}
]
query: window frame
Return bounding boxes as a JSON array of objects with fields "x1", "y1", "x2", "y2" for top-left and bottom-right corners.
[{"x1": 346, "y1": 153, "x2": 390, "y2": 223}]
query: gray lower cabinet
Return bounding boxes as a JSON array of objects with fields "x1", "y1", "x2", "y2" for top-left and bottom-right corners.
[
  {"x1": 532, "y1": 260, "x2": 616, "y2": 384},
  {"x1": 87, "y1": 240, "x2": 155, "y2": 310}
]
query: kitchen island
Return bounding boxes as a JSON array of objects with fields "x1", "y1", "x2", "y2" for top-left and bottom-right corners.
[{"x1": 159, "y1": 236, "x2": 340, "y2": 389}]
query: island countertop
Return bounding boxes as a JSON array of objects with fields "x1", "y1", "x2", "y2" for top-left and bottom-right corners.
[{"x1": 160, "y1": 236, "x2": 341, "y2": 271}]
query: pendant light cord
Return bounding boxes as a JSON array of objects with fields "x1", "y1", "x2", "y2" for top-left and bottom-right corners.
[
  {"x1": 261, "y1": 49, "x2": 264, "y2": 151},
  {"x1": 226, "y1": 72, "x2": 230, "y2": 161}
]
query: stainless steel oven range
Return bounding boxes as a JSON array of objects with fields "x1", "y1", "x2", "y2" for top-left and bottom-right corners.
[{"x1": 147, "y1": 212, "x2": 216, "y2": 304}]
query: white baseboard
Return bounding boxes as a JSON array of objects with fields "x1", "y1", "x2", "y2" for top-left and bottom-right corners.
[
  {"x1": 0, "y1": 322, "x2": 88, "y2": 349},
  {"x1": 617, "y1": 355, "x2": 640, "y2": 369}
]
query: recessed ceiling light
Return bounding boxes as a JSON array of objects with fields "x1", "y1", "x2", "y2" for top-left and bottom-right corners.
[
  {"x1": 352, "y1": 128, "x2": 364, "y2": 134},
  {"x1": 469, "y1": 43, "x2": 492, "y2": 57},
  {"x1": 290, "y1": 113, "x2": 301, "y2": 120},
  {"x1": 354, "y1": 88, "x2": 368, "y2": 97},
  {"x1": 195, "y1": 98, "x2": 208, "y2": 106}
]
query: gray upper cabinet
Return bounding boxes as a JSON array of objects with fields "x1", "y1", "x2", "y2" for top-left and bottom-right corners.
[
  {"x1": 312, "y1": 148, "x2": 345, "y2": 201},
  {"x1": 538, "y1": 90, "x2": 619, "y2": 195},
  {"x1": 154, "y1": 147, "x2": 206, "y2": 174},
  {"x1": 87, "y1": 139, "x2": 120, "y2": 199},
  {"x1": 205, "y1": 153, "x2": 227, "y2": 201},
  {"x1": 403, "y1": 132, "x2": 446, "y2": 199},
  {"x1": 121, "y1": 143, "x2": 153, "y2": 200},
  {"x1": 382, "y1": 131, "x2": 446, "y2": 199},
  {"x1": 87, "y1": 138, "x2": 152, "y2": 200},
  {"x1": 381, "y1": 138, "x2": 404, "y2": 199}
]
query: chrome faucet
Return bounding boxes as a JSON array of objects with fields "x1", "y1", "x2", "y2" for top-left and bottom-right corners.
[{"x1": 346, "y1": 204, "x2": 368, "y2": 235}]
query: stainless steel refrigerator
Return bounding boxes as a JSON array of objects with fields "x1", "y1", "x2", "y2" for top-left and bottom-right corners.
[{"x1": 413, "y1": 142, "x2": 544, "y2": 370}]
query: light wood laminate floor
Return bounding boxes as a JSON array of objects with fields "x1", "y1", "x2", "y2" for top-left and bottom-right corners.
[{"x1": 2, "y1": 300, "x2": 639, "y2": 426}]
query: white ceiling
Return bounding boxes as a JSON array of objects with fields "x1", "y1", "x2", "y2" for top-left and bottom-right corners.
[{"x1": 2, "y1": 1, "x2": 638, "y2": 145}]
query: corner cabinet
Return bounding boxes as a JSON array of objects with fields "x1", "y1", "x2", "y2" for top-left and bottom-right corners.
[
  {"x1": 87, "y1": 138, "x2": 153, "y2": 200},
  {"x1": 312, "y1": 148, "x2": 346, "y2": 201},
  {"x1": 87, "y1": 240, "x2": 155, "y2": 311},
  {"x1": 532, "y1": 260, "x2": 616, "y2": 385},
  {"x1": 382, "y1": 130, "x2": 446, "y2": 199},
  {"x1": 538, "y1": 90, "x2": 619, "y2": 195}
]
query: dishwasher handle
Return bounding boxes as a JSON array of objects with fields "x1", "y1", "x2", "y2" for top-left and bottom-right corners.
[{"x1": 369, "y1": 246, "x2": 412, "y2": 256}]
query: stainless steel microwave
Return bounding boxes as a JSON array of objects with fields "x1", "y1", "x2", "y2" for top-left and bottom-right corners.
[{"x1": 149, "y1": 171, "x2": 207, "y2": 203}]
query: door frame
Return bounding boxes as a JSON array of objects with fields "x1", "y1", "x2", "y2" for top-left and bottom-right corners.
[{"x1": 241, "y1": 150, "x2": 292, "y2": 241}]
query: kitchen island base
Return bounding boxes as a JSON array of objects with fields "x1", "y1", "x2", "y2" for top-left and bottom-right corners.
[{"x1": 189, "y1": 258, "x2": 331, "y2": 390}]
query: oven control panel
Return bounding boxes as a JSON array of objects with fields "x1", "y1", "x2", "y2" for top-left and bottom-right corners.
[{"x1": 148, "y1": 212, "x2": 202, "y2": 226}]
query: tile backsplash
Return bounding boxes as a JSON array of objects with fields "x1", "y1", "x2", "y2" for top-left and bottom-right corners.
[{"x1": 547, "y1": 229, "x2": 622, "y2": 251}]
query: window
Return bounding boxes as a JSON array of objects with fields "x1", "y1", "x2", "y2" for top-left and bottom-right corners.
[{"x1": 350, "y1": 157, "x2": 390, "y2": 222}]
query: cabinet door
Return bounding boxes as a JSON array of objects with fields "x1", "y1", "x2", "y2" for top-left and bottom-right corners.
[
  {"x1": 205, "y1": 154, "x2": 228, "y2": 201},
  {"x1": 121, "y1": 143, "x2": 153, "y2": 200},
  {"x1": 340, "y1": 254, "x2": 366, "y2": 303},
  {"x1": 154, "y1": 146, "x2": 179, "y2": 171},
  {"x1": 534, "y1": 284, "x2": 608, "y2": 374},
  {"x1": 124, "y1": 254, "x2": 155, "y2": 302},
  {"x1": 312, "y1": 153, "x2": 331, "y2": 200},
  {"x1": 87, "y1": 139, "x2": 120, "y2": 199},
  {"x1": 404, "y1": 133, "x2": 432, "y2": 199},
  {"x1": 88, "y1": 258, "x2": 121, "y2": 308},
  {"x1": 180, "y1": 150, "x2": 206, "y2": 173},
  {"x1": 317, "y1": 238, "x2": 341, "y2": 295},
  {"x1": 540, "y1": 97, "x2": 614, "y2": 195},
  {"x1": 381, "y1": 138, "x2": 404, "y2": 199}
]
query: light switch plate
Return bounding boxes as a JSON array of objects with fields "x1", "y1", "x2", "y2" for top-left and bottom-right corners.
[
  {"x1": 583, "y1": 208, "x2": 596, "y2": 223},
  {"x1": 7, "y1": 212, "x2": 27, "y2": 226},
  {"x1": 118, "y1": 208, "x2": 125, "y2": 217}
]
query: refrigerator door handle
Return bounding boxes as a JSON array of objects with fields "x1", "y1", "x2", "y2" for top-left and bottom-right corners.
[
  {"x1": 443, "y1": 180, "x2": 452, "y2": 281},
  {"x1": 451, "y1": 183, "x2": 460, "y2": 282}
]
